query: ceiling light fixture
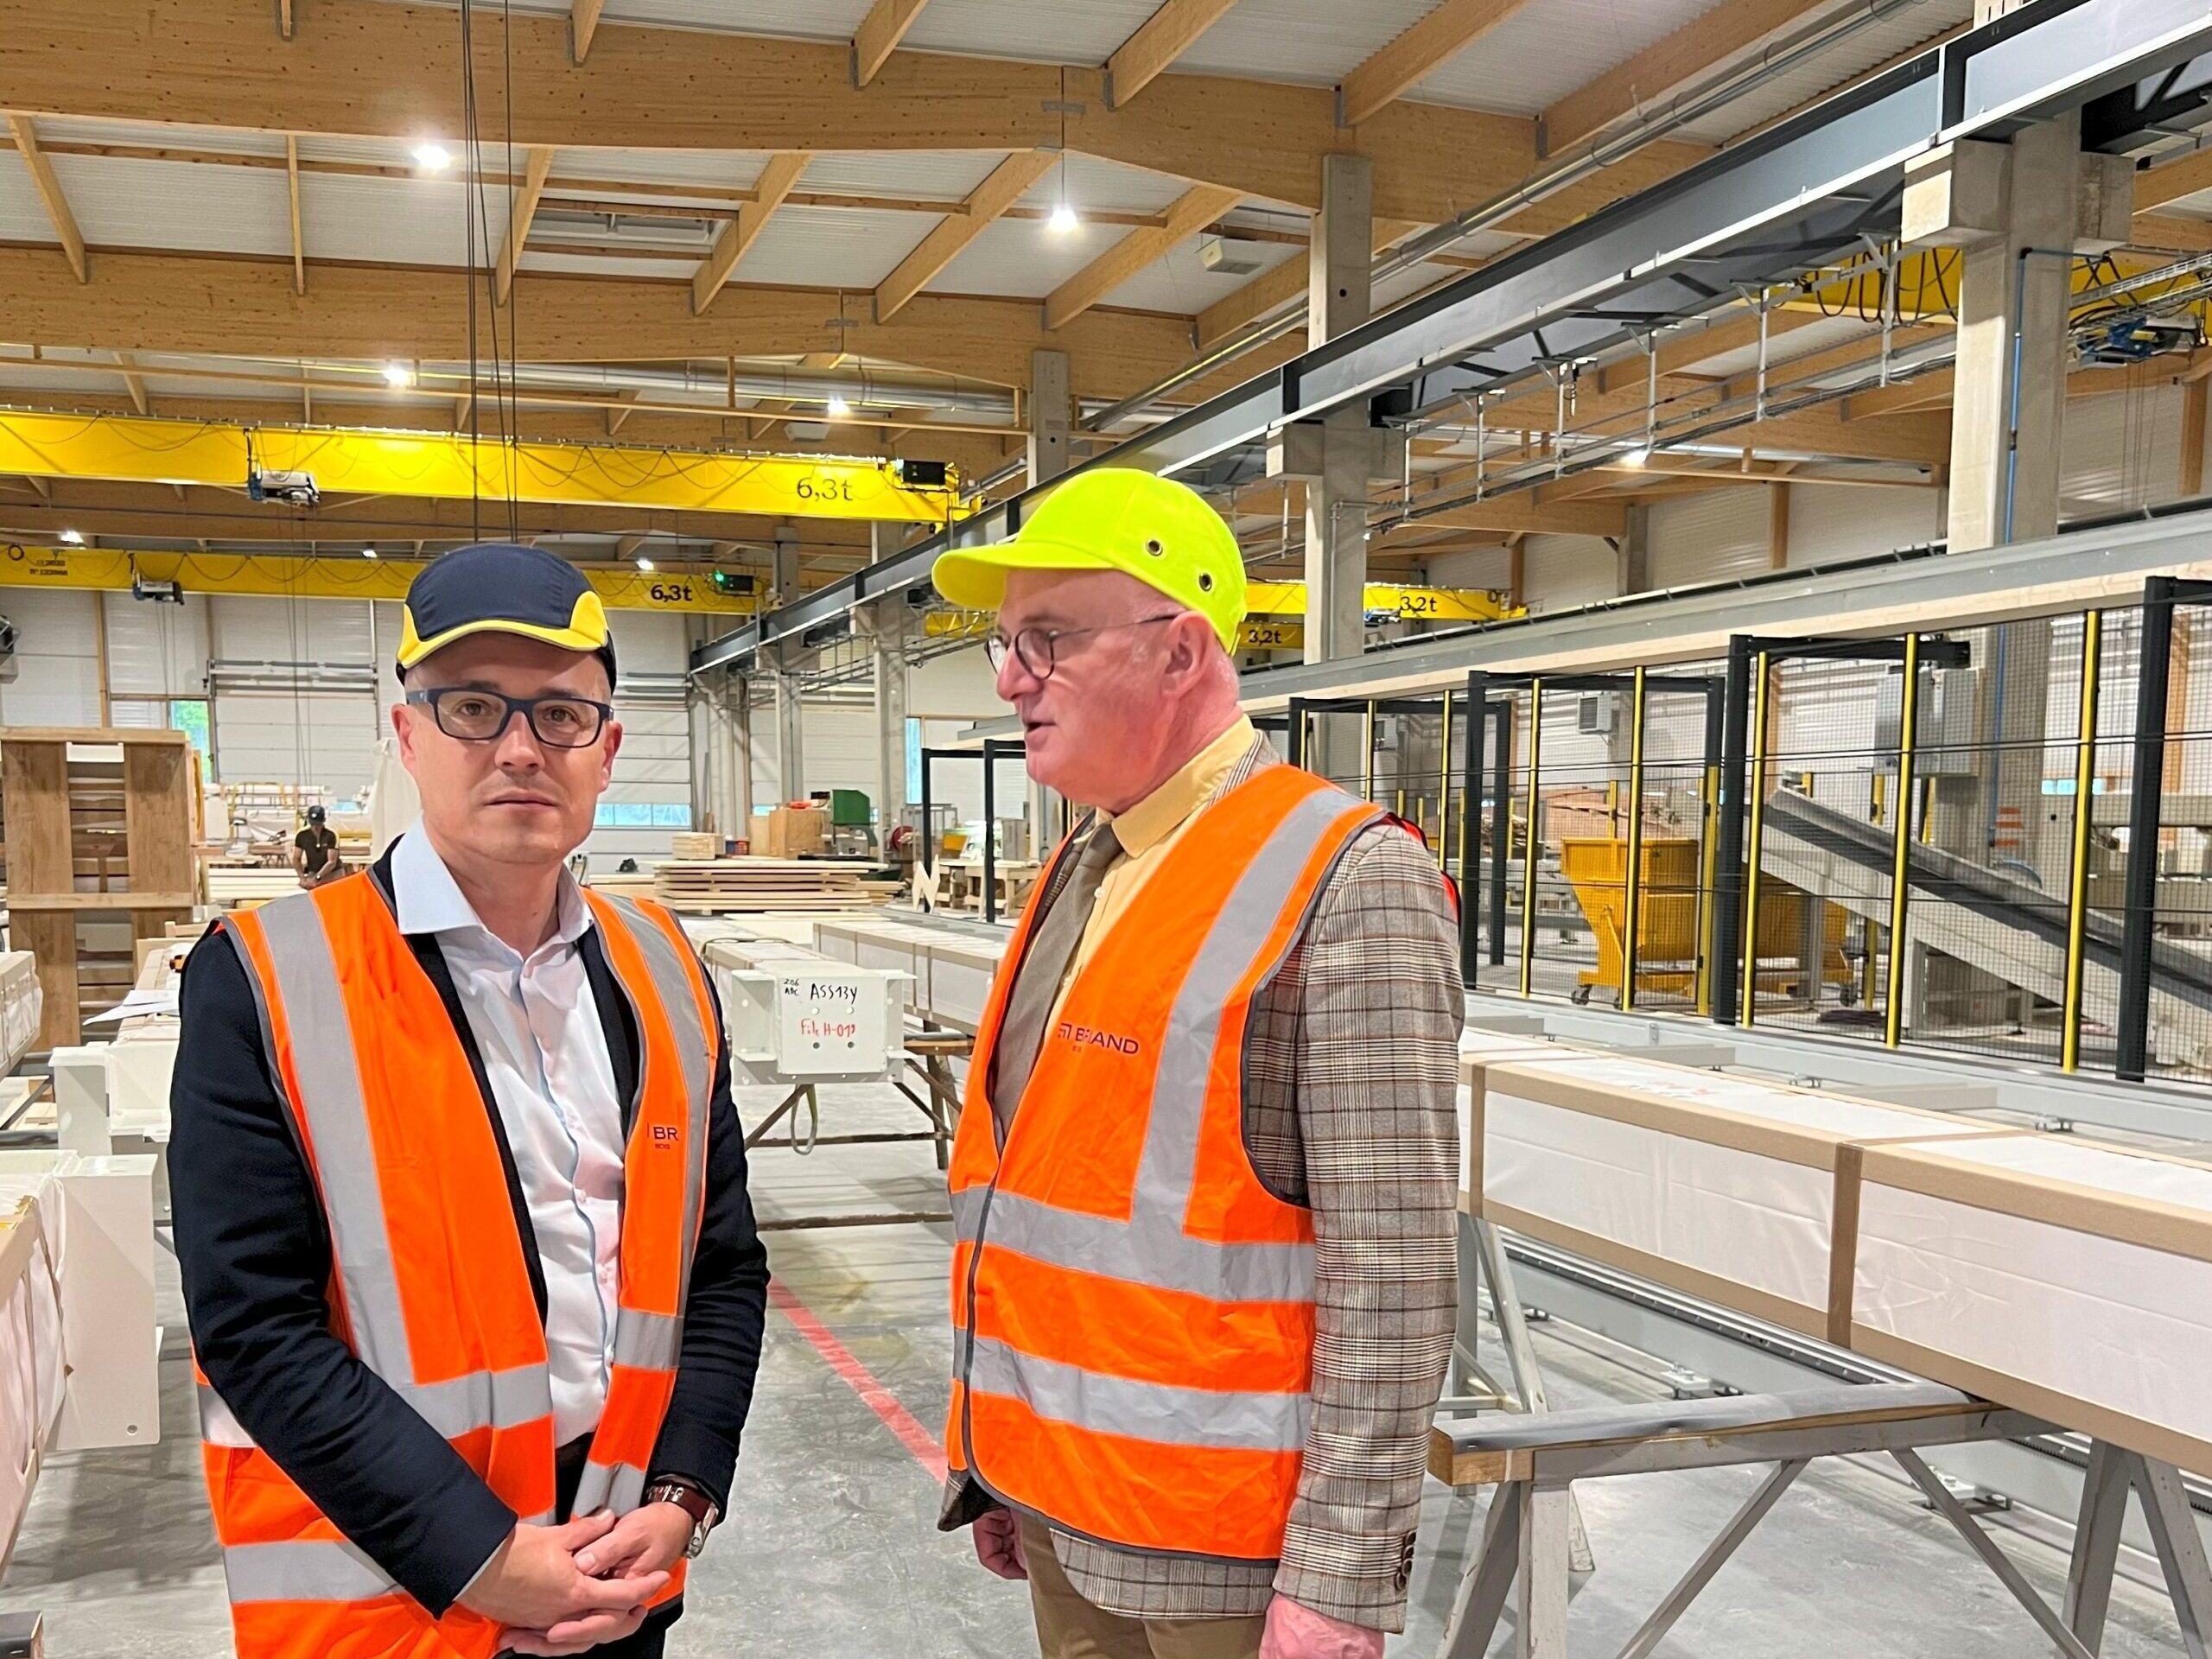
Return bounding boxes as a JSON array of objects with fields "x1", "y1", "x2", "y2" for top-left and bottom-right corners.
[
  {"x1": 412, "y1": 142, "x2": 452, "y2": 172},
  {"x1": 58, "y1": 527, "x2": 82, "y2": 545},
  {"x1": 382, "y1": 361, "x2": 415, "y2": 389},
  {"x1": 636, "y1": 555, "x2": 655, "y2": 572},
  {"x1": 363, "y1": 545, "x2": 378, "y2": 559},
  {"x1": 826, "y1": 393, "x2": 852, "y2": 417},
  {"x1": 1049, "y1": 199, "x2": 1079, "y2": 234},
  {"x1": 1620, "y1": 447, "x2": 1651, "y2": 468}
]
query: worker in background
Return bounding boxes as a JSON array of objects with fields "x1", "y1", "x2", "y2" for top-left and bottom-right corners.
[
  {"x1": 930, "y1": 470, "x2": 1464, "y2": 1659},
  {"x1": 170, "y1": 543, "x2": 769, "y2": 1659},
  {"x1": 291, "y1": 803, "x2": 343, "y2": 887}
]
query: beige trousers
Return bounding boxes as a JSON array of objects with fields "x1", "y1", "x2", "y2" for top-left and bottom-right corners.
[{"x1": 1020, "y1": 1519, "x2": 1268, "y2": 1659}]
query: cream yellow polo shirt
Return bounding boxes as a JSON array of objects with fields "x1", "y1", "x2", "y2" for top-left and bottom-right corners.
[{"x1": 1045, "y1": 714, "x2": 1258, "y2": 1022}]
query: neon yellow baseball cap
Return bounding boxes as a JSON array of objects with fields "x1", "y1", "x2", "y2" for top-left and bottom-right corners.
[{"x1": 931, "y1": 468, "x2": 1246, "y2": 650}]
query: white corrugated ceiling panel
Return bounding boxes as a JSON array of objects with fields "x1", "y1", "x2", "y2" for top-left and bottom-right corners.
[
  {"x1": 1674, "y1": 2, "x2": 1973, "y2": 144},
  {"x1": 37, "y1": 116, "x2": 289, "y2": 158},
  {"x1": 1101, "y1": 237, "x2": 1300, "y2": 316},
  {"x1": 1680, "y1": 312, "x2": 1874, "y2": 378},
  {"x1": 294, "y1": 134, "x2": 426, "y2": 169},
  {"x1": 1646, "y1": 486, "x2": 1770, "y2": 588},
  {"x1": 798, "y1": 151, "x2": 1007, "y2": 200},
  {"x1": 1408, "y1": 0, "x2": 1721, "y2": 116},
  {"x1": 41, "y1": 155, "x2": 291, "y2": 258},
  {"x1": 903, "y1": 0, "x2": 1158, "y2": 64},
  {"x1": 516, "y1": 251, "x2": 695, "y2": 282},
  {"x1": 0, "y1": 154, "x2": 68, "y2": 245},
  {"x1": 1016, "y1": 155, "x2": 1193, "y2": 216},
  {"x1": 1173, "y1": 0, "x2": 1433, "y2": 86},
  {"x1": 927, "y1": 215, "x2": 1120, "y2": 299},
  {"x1": 727, "y1": 204, "x2": 930, "y2": 289},
  {"x1": 299, "y1": 173, "x2": 474, "y2": 268}
]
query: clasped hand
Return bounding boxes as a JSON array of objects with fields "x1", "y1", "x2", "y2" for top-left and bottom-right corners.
[{"x1": 463, "y1": 1503, "x2": 695, "y2": 1656}]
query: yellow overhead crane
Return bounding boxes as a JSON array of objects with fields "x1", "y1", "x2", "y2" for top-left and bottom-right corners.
[
  {"x1": 0, "y1": 543, "x2": 758, "y2": 616},
  {"x1": 925, "y1": 582, "x2": 1519, "y2": 652},
  {"x1": 0, "y1": 411, "x2": 965, "y2": 524}
]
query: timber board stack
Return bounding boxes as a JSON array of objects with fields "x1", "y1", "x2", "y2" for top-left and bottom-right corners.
[{"x1": 651, "y1": 857, "x2": 895, "y2": 914}]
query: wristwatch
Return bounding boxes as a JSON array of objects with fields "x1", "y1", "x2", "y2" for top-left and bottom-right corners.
[{"x1": 642, "y1": 1478, "x2": 720, "y2": 1560}]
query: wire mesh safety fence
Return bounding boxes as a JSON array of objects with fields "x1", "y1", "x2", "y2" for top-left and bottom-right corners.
[{"x1": 1274, "y1": 588, "x2": 2212, "y2": 1091}]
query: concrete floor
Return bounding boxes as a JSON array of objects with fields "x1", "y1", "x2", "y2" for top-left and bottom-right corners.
[{"x1": 0, "y1": 1077, "x2": 2196, "y2": 1656}]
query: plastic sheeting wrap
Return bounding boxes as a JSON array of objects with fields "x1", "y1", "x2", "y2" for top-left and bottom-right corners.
[
  {"x1": 1852, "y1": 1135, "x2": 2212, "y2": 1478},
  {"x1": 0, "y1": 1194, "x2": 63, "y2": 1577},
  {"x1": 0, "y1": 953, "x2": 39, "y2": 1075},
  {"x1": 1468, "y1": 1052, "x2": 2018, "y2": 1340},
  {"x1": 812, "y1": 919, "x2": 1007, "y2": 1035}
]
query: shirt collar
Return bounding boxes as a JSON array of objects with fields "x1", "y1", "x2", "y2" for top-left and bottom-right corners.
[
  {"x1": 390, "y1": 827, "x2": 590, "y2": 952},
  {"x1": 1101, "y1": 715, "x2": 1257, "y2": 861}
]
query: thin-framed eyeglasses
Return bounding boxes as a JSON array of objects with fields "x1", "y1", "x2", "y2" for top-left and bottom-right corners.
[
  {"x1": 984, "y1": 613, "x2": 1185, "y2": 680},
  {"x1": 404, "y1": 687, "x2": 613, "y2": 749}
]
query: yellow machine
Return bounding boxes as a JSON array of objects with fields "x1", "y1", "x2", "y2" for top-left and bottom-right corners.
[{"x1": 1560, "y1": 836, "x2": 1851, "y2": 1007}]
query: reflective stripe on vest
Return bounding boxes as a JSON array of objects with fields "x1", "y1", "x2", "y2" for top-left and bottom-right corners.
[
  {"x1": 946, "y1": 766, "x2": 1379, "y2": 1563},
  {"x1": 195, "y1": 873, "x2": 715, "y2": 1652}
]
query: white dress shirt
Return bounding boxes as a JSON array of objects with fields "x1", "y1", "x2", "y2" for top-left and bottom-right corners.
[{"x1": 391, "y1": 830, "x2": 624, "y2": 1446}]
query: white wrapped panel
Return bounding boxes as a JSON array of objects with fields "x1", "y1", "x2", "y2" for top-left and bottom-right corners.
[
  {"x1": 1853, "y1": 1136, "x2": 2212, "y2": 1475},
  {"x1": 922, "y1": 941, "x2": 1003, "y2": 1034},
  {"x1": 1484, "y1": 1091, "x2": 1840, "y2": 1331},
  {"x1": 1471, "y1": 1053, "x2": 2013, "y2": 1338}
]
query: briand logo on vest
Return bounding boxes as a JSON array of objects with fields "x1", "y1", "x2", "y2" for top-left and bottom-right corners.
[{"x1": 1054, "y1": 1020, "x2": 1142, "y2": 1057}]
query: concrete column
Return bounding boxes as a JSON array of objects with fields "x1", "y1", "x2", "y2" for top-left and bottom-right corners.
[
  {"x1": 1945, "y1": 114, "x2": 2080, "y2": 553},
  {"x1": 858, "y1": 596, "x2": 909, "y2": 845},
  {"x1": 772, "y1": 526, "x2": 803, "y2": 605},
  {"x1": 1028, "y1": 349, "x2": 1072, "y2": 485},
  {"x1": 770, "y1": 650, "x2": 805, "y2": 804},
  {"x1": 1302, "y1": 152, "x2": 1373, "y2": 673},
  {"x1": 1616, "y1": 504, "x2": 1650, "y2": 598}
]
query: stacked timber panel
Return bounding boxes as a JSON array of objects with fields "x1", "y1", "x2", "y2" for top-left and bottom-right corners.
[{"x1": 1, "y1": 729, "x2": 195, "y2": 1048}]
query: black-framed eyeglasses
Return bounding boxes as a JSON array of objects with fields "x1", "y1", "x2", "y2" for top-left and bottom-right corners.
[
  {"x1": 984, "y1": 614, "x2": 1184, "y2": 680},
  {"x1": 404, "y1": 688, "x2": 613, "y2": 748}
]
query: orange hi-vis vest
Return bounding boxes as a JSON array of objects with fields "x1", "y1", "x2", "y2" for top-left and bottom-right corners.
[
  {"x1": 945, "y1": 765, "x2": 1381, "y2": 1564},
  {"x1": 196, "y1": 870, "x2": 718, "y2": 1659}
]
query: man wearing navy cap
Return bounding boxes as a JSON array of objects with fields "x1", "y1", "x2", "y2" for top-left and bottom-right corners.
[{"x1": 172, "y1": 544, "x2": 768, "y2": 1657}]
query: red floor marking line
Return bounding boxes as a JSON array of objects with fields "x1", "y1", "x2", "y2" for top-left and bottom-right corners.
[{"x1": 767, "y1": 1276, "x2": 950, "y2": 1484}]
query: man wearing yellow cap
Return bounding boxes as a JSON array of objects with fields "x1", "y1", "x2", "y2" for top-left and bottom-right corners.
[
  {"x1": 172, "y1": 543, "x2": 768, "y2": 1658},
  {"x1": 932, "y1": 471, "x2": 1465, "y2": 1659}
]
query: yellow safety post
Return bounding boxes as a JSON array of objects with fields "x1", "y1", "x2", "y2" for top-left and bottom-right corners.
[
  {"x1": 1437, "y1": 691, "x2": 1454, "y2": 873},
  {"x1": 1621, "y1": 667, "x2": 1649, "y2": 1009},
  {"x1": 1520, "y1": 681, "x2": 1544, "y2": 998},
  {"x1": 2062, "y1": 611, "x2": 2102, "y2": 1071},
  {"x1": 1741, "y1": 652, "x2": 1772, "y2": 1026},
  {"x1": 1885, "y1": 635, "x2": 1922, "y2": 1048},
  {"x1": 1694, "y1": 740, "x2": 1720, "y2": 1016},
  {"x1": 1863, "y1": 772, "x2": 1885, "y2": 1008}
]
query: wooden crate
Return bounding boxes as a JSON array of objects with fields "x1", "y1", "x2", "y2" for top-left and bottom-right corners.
[{"x1": 2, "y1": 728, "x2": 195, "y2": 1048}]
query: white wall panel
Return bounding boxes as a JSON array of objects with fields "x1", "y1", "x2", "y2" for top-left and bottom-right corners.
[
  {"x1": 2063, "y1": 385, "x2": 2186, "y2": 517},
  {"x1": 212, "y1": 595, "x2": 377, "y2": 666},
  {"x1": 1785, "y1": 483, "x2": 1943, "y2": 569},
  {"x1": 1521, "y1": 535, "x2": 1617, "y2": 613},
  {"x1": 1423, "y1": 547, "x2": 1513, "y2": 592},
  {"x1": 801, "y1": 701, "x2": 879, "y2": 798},
  {"x1": 0, "y1": 590, "x2": 101, "y2": 728},
  {"x1": 214, "y1": 692, "x2": 380, "y2": 798},
  {"x1": 1647, "y1": 489, "x2": 1770, "y2": 589},
  {"x1": 104, "y1": 591, "x2": 210, "y2": 697}
]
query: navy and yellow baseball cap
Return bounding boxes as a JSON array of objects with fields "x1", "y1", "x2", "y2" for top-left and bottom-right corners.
[{"x1": 396, "y1": 543, "x2": 616, "y2": 684}]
